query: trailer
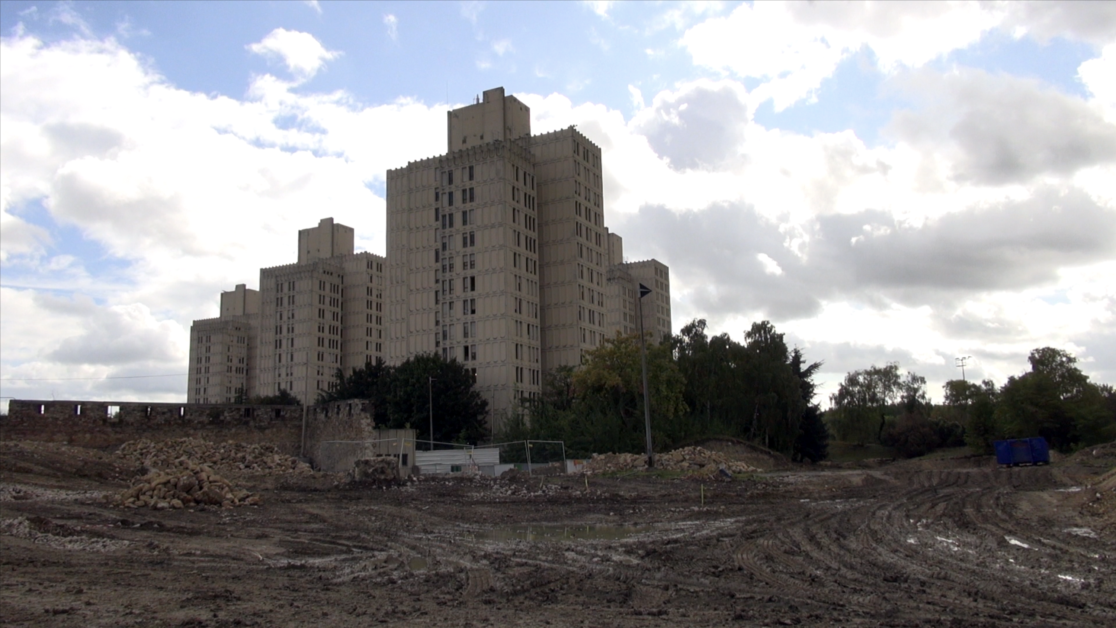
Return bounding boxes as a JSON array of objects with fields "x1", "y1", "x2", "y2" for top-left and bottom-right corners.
[{"x1": 993, "y1": 437, "x2": 1050, "y2": 466}]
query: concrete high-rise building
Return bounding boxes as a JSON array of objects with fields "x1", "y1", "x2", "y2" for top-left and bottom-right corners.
[
  {"x1": 189, "y1": 87, "x2": 671, "y2": 429},
  {"x1": 190, "y1": 218, "x2": 386, "y2": 405},
  {"x1": 187, "y1": 284, "x2": 259, "y2": 404},
  {"x1": 386, "y1": 87, "x2": 671, "y2": 426}
]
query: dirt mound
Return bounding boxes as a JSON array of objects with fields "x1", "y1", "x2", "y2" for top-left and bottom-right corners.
[
  {"x1": 686, "y1": 437, "x2": 792, "y2": 470},
  {"x1": 0, "y1": 441, "x2": 130, "y2": 481},
  {"x1": 582, "y1": 446, "x2": 758, "y2": 477},
  {"x1": 110, "y1": 462, "x2": 260, "y2": 510},
  {"x1": 115, "y1": 438, "x2": 311, "y2": 476},
  {"x1": 1064, "y1": 441, "x2": 1116, "y2": 470},
  {"x1": 348, "y1": 457, "x2": 401, "y2": 484}
]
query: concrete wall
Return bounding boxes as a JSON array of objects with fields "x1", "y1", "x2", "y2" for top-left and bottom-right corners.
[
  {"x1": 0, "y1": 399, "x2": 400, "y2": 471},
  {"x1": 2, "y1": 399, "x2": 305, "y2": 454}
]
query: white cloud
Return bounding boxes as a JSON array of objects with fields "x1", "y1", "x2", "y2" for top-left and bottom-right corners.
[
  {"x1": 681, "y1": 2, "x2": 998, "y2": 110},
  {"x1": 304, "y1": 0, "x2": 323, "y2": 15},
  {"x1": 1079, "y1": 44, "x2": 1116, "y2": 123},
  {"x1": 757, "y1": 253, "x2": 784, "y2": 276},
  {"x1": 461, "y1": 1, "x2": 485, "y2": 25},
  {"x1": 383, "y1": 14, "x2": 398, "y2": 42},
  {"x1": 491, "y1": 39, "x2": 513, "y2": 56},
  {"x1": 47, "y1": 2, "x2": 92, "y2": 36},
  {"x1": 1, "y1": 33, "x2": 452, "y2": 401},
  {"x1": 247, "y1": 28, "x2": 340, "y2": 82},
  {"x1": 584, "y1": 1, "x2": 614, "y2": 19}
]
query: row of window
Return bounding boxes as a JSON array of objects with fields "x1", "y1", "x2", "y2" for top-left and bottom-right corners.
[
  {"x1": 441, "y1": 297, "x2": 478, "y2": 319},
  {"x1": 512, "y1": 252, "x2": 538, "y2": 276},
  {"x1": 578, "y1": 242, "x2": 604, "y2": 267},
  {"x1": 440, "y1": 344, "x2": 478, "y2": 362},
  {"x1": 443, "y1": 165, "x2": 475, "y2": 186},
  {"x1": 514, "y1": 165, "x2": 535, "y2": 190},
  {"x1": 440, "y1": 231, "x2": 477, "y2": 251},
  {"x1": 441, "y1": 253, "x2": 477, "y2": 274},
  {"x1": 511, "y1": 208, "x2": 536, "y2": 232}
]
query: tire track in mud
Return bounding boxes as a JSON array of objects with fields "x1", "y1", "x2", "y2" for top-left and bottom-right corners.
[{"x1": 714, "y1": 467, "x2": 1115, "y2": 625}]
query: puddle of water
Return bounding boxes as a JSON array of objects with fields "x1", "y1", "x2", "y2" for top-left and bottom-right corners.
[
  {"x1": 470, "y1": 524, "x2": 646, "y2": 542},
  {"x1": 1064, "y1": 527, "x2": 1097, "y2": 539},
  {"x1": 408, "y1": 557, "x2": 429, "y2": 571}
]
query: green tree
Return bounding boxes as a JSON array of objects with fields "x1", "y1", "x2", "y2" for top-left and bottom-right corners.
[
  {"x1": 828, "y1": 363, "x2": 901, "y2": 445},
  {"x1": 996, "y1": 348, "x2": 1111, "y2": 452},
  {"x1": 384, "y1": 354, "x2": 488, "y2": 445},
  {"x1": 572, "y1": 332, "x2": 688, "y2": 452},
  {"x1": 251, "y1": 388, "x2": 301, "y2": 406},
  {"x1": 941, "y1": 379, "x2": 999, "y2": 453},
  {"x1": 790, "y1": 347, "x2": 828, "y2": 463},
  {"x1": 322, "y1": 354, "x2": 488, "y2": 445},
  {"x1": 317, "y1": 358, "x2": 391, "y2": 424}
]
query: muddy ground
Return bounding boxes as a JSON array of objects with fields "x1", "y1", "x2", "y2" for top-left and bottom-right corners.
[{"x1": 2, "y1": 441, "x2": 1114, "y2": 627}]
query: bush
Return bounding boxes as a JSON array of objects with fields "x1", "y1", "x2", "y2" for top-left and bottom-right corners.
[{"x1": 881, "y1": 414, "x2": 940, "y2": 458}]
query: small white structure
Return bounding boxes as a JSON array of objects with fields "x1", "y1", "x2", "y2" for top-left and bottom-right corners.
[{"x1": 415, "y1": 447, "x2": 500, "y2": 475}]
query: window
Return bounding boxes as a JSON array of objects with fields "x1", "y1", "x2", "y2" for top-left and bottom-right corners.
[
  {"x1": 448, "y1": 191, "x2": 454, "y2": 207},
  {"x1": 468, "y1": 165, "x2": 474, "y2": 180},
  {"x1": 448, "y1": 170, "x2": 454, "y2": 185}
]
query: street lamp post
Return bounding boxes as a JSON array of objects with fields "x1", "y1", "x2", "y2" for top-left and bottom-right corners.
[
  {"x1": 638, "y1": 283, "x2": 654, "y2": 468},
  {"x1": 956, "y1": 356, "x2": 971, "y2": 382},
  {"x1": 428, "y1": 376, "x2": 435, "y2": 452}
]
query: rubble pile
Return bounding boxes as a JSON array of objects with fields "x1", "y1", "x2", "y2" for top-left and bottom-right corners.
[
  {"x1": 116, "y1": 438, "x2": 311, "y2": 476},
  {"x1": 657, "y1": 447, "x2": 758, "y2": 475},
  {"x1": 111, "y1": 464, "x2": 260, "y2": 510},
  {"x1": 349, "y1": 457, "x2": 401, "y2": 483},
  {"x1": 582, "y1": 446, "x2": 758, "y2": 477}
]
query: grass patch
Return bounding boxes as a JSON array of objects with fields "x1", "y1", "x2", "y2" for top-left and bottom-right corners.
[
  {"x1": 915, "y1": 446, "x2": 975, "y2": 461},
  {"x1": 828, "y1": 442, "x2": 896, "y2": 463}
]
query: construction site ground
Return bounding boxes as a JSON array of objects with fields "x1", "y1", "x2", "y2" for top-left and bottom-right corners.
[{"x1": 2, "y1": 439, "x2": 1114, "y2": 627}]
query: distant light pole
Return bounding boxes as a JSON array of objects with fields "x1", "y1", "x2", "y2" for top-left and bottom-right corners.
[
  {"x1": 638, "y1": 283, "x2": 654, "y2": 468},
  {"x1": 428, "y1": 376, "x2": 436, "y2": 452},
  {"x1": 956, "y1": 356, "x2": 971, "y2": 382}
]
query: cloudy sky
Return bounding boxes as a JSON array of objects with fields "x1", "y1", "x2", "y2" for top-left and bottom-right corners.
[{"x1": 2, "y1": 1, "x2": 1114, "y2": 412}]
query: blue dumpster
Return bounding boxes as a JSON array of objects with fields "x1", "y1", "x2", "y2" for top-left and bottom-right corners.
[{"x1": 993, "y1": 438, "x2": 1050, "y2": 466}]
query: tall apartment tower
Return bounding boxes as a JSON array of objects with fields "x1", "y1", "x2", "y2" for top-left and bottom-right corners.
[
  {"x1": 190, "y1": 218, "x2": 386, "y2": 406},
  {"x1": 387, "y1": 88, "x2": 542, "y2": 421},
  {"x1": 187, "y1": 283, "x2": 259, "y2": 403},
  {"x1": 387, "y1": 87, "x2": 671, "y2": 426},
  {"x1": 189, "y1": 87, "x2": 670, "y2": 427}
]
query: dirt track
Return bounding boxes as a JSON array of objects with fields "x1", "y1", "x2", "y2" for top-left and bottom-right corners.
[{"x1": 2, "y1": 442, "x2": 1114, "y2": 627}]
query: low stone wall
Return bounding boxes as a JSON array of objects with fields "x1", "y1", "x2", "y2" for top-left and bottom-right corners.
[
  {"x1": 303, "y1": 399, "x2": 414, "y2": 474},
  {"x1": 2, "y1": 400, "x2": 305, "y2": 455}
]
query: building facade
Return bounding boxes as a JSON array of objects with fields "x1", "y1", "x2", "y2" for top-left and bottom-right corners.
[
  {"x1": 189, "y1": 87, "x2": 671, "y2": 428},
  {"x1": 190, "y1": 218, "x2": 386, "y2": 405}
]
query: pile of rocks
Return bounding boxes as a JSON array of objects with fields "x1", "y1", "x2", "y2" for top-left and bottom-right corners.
[
  {"x1": 349, "y1": 457, "x2": 400, "y2": 483},
  {"x1": 582, "y1": 446, "x2": 757, "y2": 477},
  {"x1": 582, "y1": 453, "x2": 647, "y2": 475},
  {"x1": 116, "y1": 438, "x2": 311, "y2": 476},
  {"x1": 656, "y1": 446, "x2": 758, "y2": 476},
  {"x1": 111, "y1": 463, "x2": 260, "y2": 510}
]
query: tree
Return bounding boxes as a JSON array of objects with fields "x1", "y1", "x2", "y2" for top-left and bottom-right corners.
[
  {"x1": 251, "y1": 389, "x2": 301, "y2": 406},
  {"x1": 790, "y1": 347, "x2": 828, "y2": 463},
  {"x1": 828, "y1": 363, "x2": 901, "y2": 445},
  {"x1": 996, "y1": 348, "x2": 1111, "y2": 452},
  {"x1": 941, "y1": 379, "x2": 998, "y2": 453},
  {"x1": 317, "y1": 358, "x2": 391, "y2": 424},
  {"x1": 384, "y1": 354, "x2": 488, "y2": 445},
  {"x1": 572, "y1": 332, "x2": 688, "y2": 452},
  {"x1": 322, "y1": 354, "x2": 488, "y2": 445}
]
